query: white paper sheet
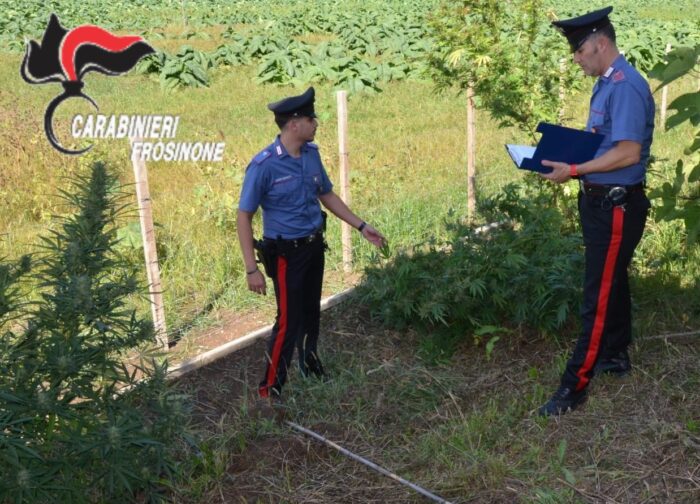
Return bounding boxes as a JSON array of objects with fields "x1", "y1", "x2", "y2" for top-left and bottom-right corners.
[{"x1": 505, "y1": 144, "x2": 536, "y2": 168}]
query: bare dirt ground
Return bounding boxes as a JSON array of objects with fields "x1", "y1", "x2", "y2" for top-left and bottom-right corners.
[
  {"x1": 171, "y1": 301, "x2": 700, "y2": 503},
  {"x1": 166, "y1": 270, "x2": 360, "y2": 362}
]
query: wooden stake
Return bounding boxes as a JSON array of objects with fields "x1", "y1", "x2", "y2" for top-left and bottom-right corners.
[
  {"x1": 558, "y1": 57, "x2": 567, "y2": 123},
  {"x1": 130, "y1": 139, "x2": 168, "y2": 350},
  {"x1": 337, "y1": 90, "x2": 352, "y2": 273},
  {"x1": 466, "y1": 85, "x2": 476, "y2": 221},
  {"x1": 181, "y1": 0, "x2": 188, "y2": 26},
  {"x1": 660, "y1": 43, "x2": 672, "y2": 129},
  {"x1": 286, "y1": 421, "x2": 455, "y2": 504}
]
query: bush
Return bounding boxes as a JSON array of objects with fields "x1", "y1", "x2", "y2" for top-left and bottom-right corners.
[
  {"x1": 0, "y1": 162, "x2": 186, "y2": 503},
  {"x1": 357, "y1": 181, "x2": 584, "y2": 360}
]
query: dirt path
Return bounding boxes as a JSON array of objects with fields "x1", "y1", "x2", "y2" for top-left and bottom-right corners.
[{"x1": 166, "y1": 270, "x2": 361, "y2": 363}]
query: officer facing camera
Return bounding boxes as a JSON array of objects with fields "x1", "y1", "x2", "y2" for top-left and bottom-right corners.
[
  {"x1": 237, "y1": 87, "x2": 386, "y2": 401},
  {"x1": 538, "y1": 6, "x2": 654, "y2": 417}
]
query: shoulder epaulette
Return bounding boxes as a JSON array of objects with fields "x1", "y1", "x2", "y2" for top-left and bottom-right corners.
[
  {"x1": 252, "y1": 149, "x2": 272, "y2": 164},
  {"x1": 306, "y1": 142, "x2": 319, "y2": 150},
  {"x1": 612, "y1": 70, "x2": 626, "y2": 83}
]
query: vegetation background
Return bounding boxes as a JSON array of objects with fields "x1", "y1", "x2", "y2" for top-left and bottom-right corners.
[{"x1": 0, "y1": 0, "x2": 698, "y2": 502}]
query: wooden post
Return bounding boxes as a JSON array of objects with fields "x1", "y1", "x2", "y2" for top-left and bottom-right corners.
[
  {"x1": 337, "y1": 90, "x2": 352, "y2": 273},
  {"x1": 660, "y1": 43, "x2": 672, "y2": 128},
  {"x1": 181, "y1": 0, "x2": 188, "y2": 26},
  {"x1": 130, "y1": 139, "x2": 168, "y2": 350},
  {"x1": 558, "y1": 57, "x2": 567, "y2": 123},
  {"x1": 466, "y1": 85, "x2": 476, "y2": 221}
]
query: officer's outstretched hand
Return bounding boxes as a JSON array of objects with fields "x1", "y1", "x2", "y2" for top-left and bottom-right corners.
[
  {"x1": 247, "y1": 269, "x2": 267, "y2": 296},
  {"x1": 361, "y1": 224, "x2": 387, "y2": 248}
]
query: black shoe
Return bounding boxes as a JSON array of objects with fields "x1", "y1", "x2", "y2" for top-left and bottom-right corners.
[
  {"x1": 594, "y1": 350, "x2": 631, "y2": 377},
  {"x1": 538, "y1": 386, "x2": 587, "y2": 417},
  {"x1": 301, "y1": 367, "x2": 329, "y2": 382},
  {"x1": 300, "y1": 359, "x2": 327, "y2": 380}
]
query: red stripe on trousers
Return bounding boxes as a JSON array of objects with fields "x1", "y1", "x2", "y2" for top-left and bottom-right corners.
[
  {"x1": 575, "y1": 206, "x2": 625, "y2": 392},
  {"x1": 261, "y1": 256, "x2": 288, "y2": 398}
]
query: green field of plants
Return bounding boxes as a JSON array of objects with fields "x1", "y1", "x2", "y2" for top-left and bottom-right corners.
[
  {"x1": 1, "y1": 0, "x2": 698, "y2": 334},
  {"x1": 0, "y1": 0, "x2": 698, "y2": 501}
]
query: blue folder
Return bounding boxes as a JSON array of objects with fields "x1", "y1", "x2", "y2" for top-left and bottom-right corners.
[{"x1": 505, "y1": 122, "x2": 604, "y2": 174}]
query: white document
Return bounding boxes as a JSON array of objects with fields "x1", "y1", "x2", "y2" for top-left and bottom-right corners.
[{"x1": 505, "y1": 144, "x2": 536, "y2": 168}]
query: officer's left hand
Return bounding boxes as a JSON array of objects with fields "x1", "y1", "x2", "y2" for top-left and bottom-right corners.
[
  {"x1": 361, "y1": 224, "x2": 387, "y2": 248},
  {"x1": 247, "y1": 269, "x2": 267, "y2": 295},
  {"x1": 540, "y1": 160, "x2": 571, "y2": 184}
]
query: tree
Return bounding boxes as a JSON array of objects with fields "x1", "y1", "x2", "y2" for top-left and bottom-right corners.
[{"x1": 428, "y1": 0, "x2": 579, "y2": 140}]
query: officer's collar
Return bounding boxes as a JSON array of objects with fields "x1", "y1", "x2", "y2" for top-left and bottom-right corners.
[
  {"x1": 601, "y1": 54, "x2": 625, "y2": 80},
  {"x1": 274, "y1": 135, "x2": 290, "y2": 158},
  {"x1": 274, "y1": 135, "x2": 307, "y2": 159}
]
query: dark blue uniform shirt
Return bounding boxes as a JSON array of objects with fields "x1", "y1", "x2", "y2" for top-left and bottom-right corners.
[
  {"x1": 239, "y1": 136, "x2": 333, "y2": 239},
  {"x1": 584, "y1": 54, "x2": 655, "y2": 185}
]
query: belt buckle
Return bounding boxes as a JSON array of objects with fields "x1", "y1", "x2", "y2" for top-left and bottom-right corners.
[{"x1": 607, "y1": 186, "x2": 627, "y2": 206}]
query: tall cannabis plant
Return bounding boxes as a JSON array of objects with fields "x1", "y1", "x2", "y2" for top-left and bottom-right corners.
[{"x1": 0, "y1": 162, "x2": 185, "y2": 503}]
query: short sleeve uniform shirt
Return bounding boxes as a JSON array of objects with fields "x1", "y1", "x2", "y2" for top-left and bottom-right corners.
[
  {"x1": 584, "y1": 54, "x2": 655, "y2": 185},
  {"x1": 239, "y1": 136, "x2": 333, "y2": 239}
]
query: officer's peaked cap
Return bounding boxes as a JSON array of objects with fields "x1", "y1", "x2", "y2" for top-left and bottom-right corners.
[
  {"x1": 552, "y1": 6, "x2": 613, "y2": 52},
  {"x1": 267, "y1": 87, "x2": 316, "y2": 118}
]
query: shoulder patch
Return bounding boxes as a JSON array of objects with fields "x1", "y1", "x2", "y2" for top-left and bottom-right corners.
[
  {"x1": 306, "y1": 142, "x2": 319, "y2": 150},
  {"x1": 252, "y1": 149, "x2": 272, "y2": 164},
  {"x1": 612, "y1": 70, "x2": 626, "y2": 83}
]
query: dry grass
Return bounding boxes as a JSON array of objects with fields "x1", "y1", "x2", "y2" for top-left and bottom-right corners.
[{"x1": 172, "y1": 302, "x2": 700, "y2": 503}]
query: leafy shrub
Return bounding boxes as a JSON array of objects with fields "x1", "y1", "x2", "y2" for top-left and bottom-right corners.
[
  {"x1": 648, "y1": 45, "x2": 700, "y2": 245},
  {"x1": 136, "y1": 46, "x2": 212, "y2": 90},
  {"x1": 0, "y1": 162, "x2": 186, "y2": 503},
  {"x1": 356, "y1": 181, "x2": 583, "y2": 360}
]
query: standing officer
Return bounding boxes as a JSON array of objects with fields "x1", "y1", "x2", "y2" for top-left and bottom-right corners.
[
  {"x1": 237, "y1": 87, "x2": 386, "y2": 401},
  {"x1": 538, "y1": 7, "x2": 654, "y2": 416}
]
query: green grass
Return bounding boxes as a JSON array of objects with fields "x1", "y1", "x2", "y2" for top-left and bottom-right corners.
[
  {"x1": 173, "y1": 301, "x2": 700, "y2": 502},
  {"x1": 1, "y1": 40, "x2": 698, "y2": 334},
  {"x1": 0, "y1": 47, "x2": 519, "y2": 331},
  {"x1": 1, "y1": 2, "x2": 699, "y2": 502}
]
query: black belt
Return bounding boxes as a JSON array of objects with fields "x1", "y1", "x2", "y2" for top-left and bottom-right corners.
[
  {"x1": 265, "y1": 230, "x2": 324, "y2": 250},
  {"x1": 580, "y1": 181, "x2": 644, "y2": 198}
]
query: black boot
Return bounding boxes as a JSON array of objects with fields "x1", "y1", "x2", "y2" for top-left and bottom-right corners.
[
  {"x1": 539, "y1": 385, "x2": 587, "y2": 417},
  {"x1": 594, "y1": 350, "x2": 631, "y2": 377}
]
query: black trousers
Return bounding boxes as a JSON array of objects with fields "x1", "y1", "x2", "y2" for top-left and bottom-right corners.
[
  {"x1": 258, "y1": 238, "x2": 325, "y2": 398},
  {"x1": 561, "y1": 190, "x2": 650, "y2": 392}
]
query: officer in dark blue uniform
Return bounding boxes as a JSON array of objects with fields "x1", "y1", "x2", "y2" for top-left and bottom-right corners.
[
  {"x1": 237, "y1": 87, "x2": 386, "y2": 401},
  {"x1": 538, "y1": 7, "x2": 654, "y2": 416}
]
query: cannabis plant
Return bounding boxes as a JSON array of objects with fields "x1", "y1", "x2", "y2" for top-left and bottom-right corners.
[
  {"x1": 357, "y1": 180, "x2": 584, "y2": 361},
  {"x1": 0, "y1": 162, "x2": 185, "y2": 503}
]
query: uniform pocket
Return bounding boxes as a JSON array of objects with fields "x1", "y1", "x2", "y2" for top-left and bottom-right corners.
[
  {"x1": 268, "y1": 175, "x2": 300, "y2": 203},
  {"x1": 589, "y1": 110, "x2": 610, "y2": 136},
  {"x1": 304, "y1": 172, "x2": 323, "y2": 196}
]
